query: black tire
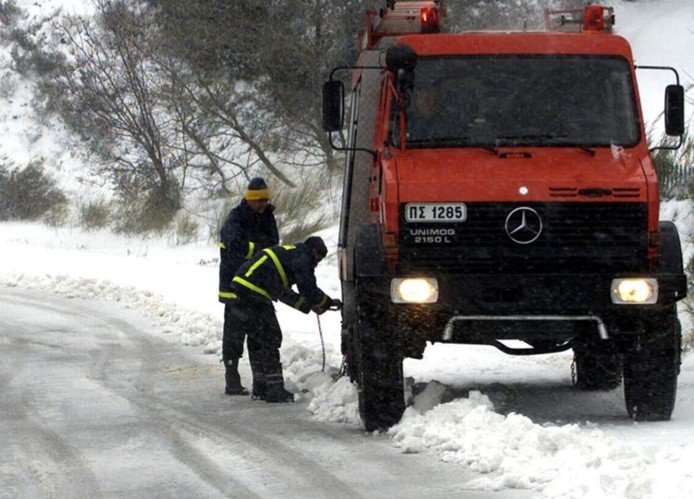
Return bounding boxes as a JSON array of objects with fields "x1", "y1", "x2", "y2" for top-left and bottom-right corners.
[
  {"x1": 344, "y1": 331, "x2": 360, "y2": 384},
  {"x1": 658, "y1": 221, "x2": 684, "y2": 274},
  {"x1": 623, "y1": 307, "x2": 681, "y2": 421},
  {"x1": 355, "y1": 297, "x2": 405, "y2": 432},
  {"x1": 350, "y1": 224, "x2": 405, "y2": 431},
  {"x1": 340, "y1": 281, "x2": 360, "y2": 383},
  {"x1": 573, "y1": 340, "x2": 622, "y2": 391}
]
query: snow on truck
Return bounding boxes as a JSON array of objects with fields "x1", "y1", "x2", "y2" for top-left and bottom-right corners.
[{"x1": 322, "y1": 1, "x2": 687, "y2": 432}]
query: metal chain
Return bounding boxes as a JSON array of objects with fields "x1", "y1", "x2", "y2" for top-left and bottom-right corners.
[
  {"x1": 316, "y1": 314, "x2": 326, "y2": 372},
  {"x1": 316, "y1": 309, "x2": 348, "y2": 380},
  {"x1": 570, "y1": 356, "x2": 577, "y2": 386},
  {"x1": 333, "y1": 356, "x2": 347, "y2": 381}
]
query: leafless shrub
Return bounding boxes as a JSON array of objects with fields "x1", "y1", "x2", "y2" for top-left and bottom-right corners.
[
  {"x1": 80, "y1": 199, "x2": 112, "y2": 230},
  {"x1": 0, "y1": 161, "x2": 67, "y2": 221},
  {"x1": 172, "y1": 210, "x2": 200, "y2": 245},
  {"x1": 271, "y1": 178, "x2": 335, "y2": 245}
]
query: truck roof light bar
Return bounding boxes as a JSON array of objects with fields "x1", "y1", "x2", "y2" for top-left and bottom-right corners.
[
  {"x1": 544, "y1": 4, "x2": 615, "y2": 33},
  {"x1": 583, "y1": 5, "x2": 613, "y2": 31},
  {"x1": 419, "y1": 6, "x2": 440, "y2": 32},
  {"x1": 361, "y1": 1, "x2": 446, "y2": 49}
]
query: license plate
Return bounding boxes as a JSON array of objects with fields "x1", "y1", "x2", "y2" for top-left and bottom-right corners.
[{"x1": 405, "y1": 203, "x2": 467, "y2": 222}]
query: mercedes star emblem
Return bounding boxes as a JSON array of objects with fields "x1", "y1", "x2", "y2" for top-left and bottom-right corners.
[{"x1": 505, "y1": 207, "x2": 543, "y2": 244}]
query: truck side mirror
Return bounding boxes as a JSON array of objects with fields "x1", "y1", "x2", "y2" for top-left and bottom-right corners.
[
  {"x1": 322, "y1": 81, "x2": 345, "y2": 132},
  {"x1": 386, "y1": 44, "x2": 417, "y2": 94},
  {"x1": 664, "y1": 84, "x2": 685, "y2": 136}
]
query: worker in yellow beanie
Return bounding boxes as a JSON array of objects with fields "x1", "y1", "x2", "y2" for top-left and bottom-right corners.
[{"x1": 218, "y1": 177, "x2": 279, "y2": 396}]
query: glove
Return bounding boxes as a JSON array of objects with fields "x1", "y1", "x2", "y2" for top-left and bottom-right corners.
[
  {"x1": 312, "y1": 305, "x2": 328, "y2": 315},
  {"x1": 313, "y1": 298, "x2": 342, "y2": 315}
]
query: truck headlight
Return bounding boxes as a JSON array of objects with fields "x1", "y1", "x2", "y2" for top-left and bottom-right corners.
[
  {"x1": 611, "y1": 278, "x2": 658, "y2": 305},
  {"x1": 391, "y1": 277, "x2": 439, "y2": 303}
]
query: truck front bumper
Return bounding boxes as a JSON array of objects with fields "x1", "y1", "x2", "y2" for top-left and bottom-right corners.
[
  {"x1": 430, "y1": 272, "x2": 687, "y2": 313},
  {"x1": 360, "y1": 271, "x2": 687, "y2": 346}
]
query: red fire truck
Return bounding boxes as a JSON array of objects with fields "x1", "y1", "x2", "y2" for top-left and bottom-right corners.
[{"x1": 322, "y1": 1, "x2": 687, "y2": 432}]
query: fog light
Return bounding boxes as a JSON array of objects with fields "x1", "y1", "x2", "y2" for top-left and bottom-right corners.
[
  {"x1": 611, "y1": 278, "x2": 658, "y2": 304},
  {"x1": 391, "y1": 277, "x2": 439, "y2": 303}
]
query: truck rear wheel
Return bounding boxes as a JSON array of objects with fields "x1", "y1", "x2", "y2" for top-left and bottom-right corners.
[
  {"x1": 623, "y1": 307, "x2": 681, "y2": 421},
  {"x1": 355, "y1": 299, "x2": 405, "y2": 432}
]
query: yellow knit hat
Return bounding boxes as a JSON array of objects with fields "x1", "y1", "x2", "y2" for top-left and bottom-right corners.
[{"x1": 246, "y1": 177, "x2": 270, "y2": 201}]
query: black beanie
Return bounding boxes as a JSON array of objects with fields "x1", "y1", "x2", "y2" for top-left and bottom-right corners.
[
  {"x1": 304, "y1": 236, "x2": 328, "y2": 257},
  {"x1": 246, "y1": 177, "x2": 269, "y2": 200}
]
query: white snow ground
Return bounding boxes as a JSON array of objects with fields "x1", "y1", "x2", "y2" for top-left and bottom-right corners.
[{"x1": 2, "y1": 1, "x2": 694, "y2": 498}]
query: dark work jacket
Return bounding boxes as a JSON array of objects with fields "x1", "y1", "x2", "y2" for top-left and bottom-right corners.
[
  {"x1": 218, "y1": 199, "x2": 279, "y2": 303},
  {"x1": 230, "y1": 243, "x2": 331, "y2": 314}
]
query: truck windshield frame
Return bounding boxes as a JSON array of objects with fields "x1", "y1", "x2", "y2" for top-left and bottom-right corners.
[{"x1": 396, "y1": 54, "x2": 641, "y2": 149}]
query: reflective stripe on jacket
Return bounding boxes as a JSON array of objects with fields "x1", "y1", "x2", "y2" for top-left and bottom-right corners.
[
  {"x1": 218, "y1": 199, "x2": 278, "y2": 303},
  {"x1": 231, "y1": 243, "x2": 331, "y2": 314}
]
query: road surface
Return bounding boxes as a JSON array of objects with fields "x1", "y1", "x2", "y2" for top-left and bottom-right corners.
[{"x1": 0, "y1": 287, "x2": 531, "y2": 498}]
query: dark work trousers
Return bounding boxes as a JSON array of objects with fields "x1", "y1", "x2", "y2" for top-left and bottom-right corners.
[
  {"x1": 224, "y1": 295, "x2": 283, "y2": 380},
  {"x1": 222, "y1": 304, "x2": 245, "y2": 362}
]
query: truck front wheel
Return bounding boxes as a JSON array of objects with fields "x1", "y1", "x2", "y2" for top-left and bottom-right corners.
[
  {"x1": 623, "y1": 306, "x2": 681, "y2": 421},
  {"x1": 355, "y1": 298, "x2": 405, "y2": 432},
  {"x1": 573, "y1": 338, "x2": 622, "y2": 391}
]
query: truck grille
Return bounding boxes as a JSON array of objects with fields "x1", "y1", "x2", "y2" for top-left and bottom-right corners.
[{"x1": 399, "y1": 202, "x2": 648, "y2": 274}]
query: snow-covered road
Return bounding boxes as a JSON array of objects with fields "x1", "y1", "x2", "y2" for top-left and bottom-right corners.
[
  {"x1": 0, "y1": 287, "x2": 534, "y2": 499},
  {"x1": 2, "y1": 221, "x2": 694, "y2": 498}
]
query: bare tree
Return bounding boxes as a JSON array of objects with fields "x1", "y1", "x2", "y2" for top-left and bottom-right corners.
[
  {"x1": 152, "y1": 0, "x2": 371, "y2": 176},
  {"x1": 55, "y1": 0, "x2": 179, "y2": 208},
  {"x1": 154, "y1": 55, "x2": 298, "y2": 191},
  {"x1": 52, "y1": 0, "x2": 300, "y2": 207}
]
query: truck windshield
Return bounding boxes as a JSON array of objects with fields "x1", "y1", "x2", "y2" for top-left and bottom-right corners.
[{"x1": 400, "y1": 55, "x2": 640, "y2": 149}]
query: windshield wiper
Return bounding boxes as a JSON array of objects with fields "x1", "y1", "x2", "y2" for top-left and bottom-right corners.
[
  {"x1": 496, "y1": 133, "x2": 568, "y2": 144},
  {"x1": 577, "y1": 146, "x2": 596, "y2": 156},
  {"x1": 408, "y1": 137, "x2": 502, "y2": 156},
  {"x1": 480, "y1": 145, "x2": 502, "y2": 156},
  {"x1": 496, "y1": 134, "x2": 598, "y2": 156}
]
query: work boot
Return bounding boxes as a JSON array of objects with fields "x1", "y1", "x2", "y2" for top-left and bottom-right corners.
[
  {"x1": 251, "y1": 373, "x2": 267, "y2": 400},
  {"x1": 252, "y1": 377, "x2": 267, "y2": 400},
  {"x1": 224, "y1": 359, "x2": 249, "y2": 396},
  {"x1": 249, "y1": 359, "x2": 266, "y2": 400},
  {"x1": 264, "y1": 371, "x2": 294, "y2": 403}
]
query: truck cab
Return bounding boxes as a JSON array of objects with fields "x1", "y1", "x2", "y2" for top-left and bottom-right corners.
[{"x1": 323, "y1": 1, "x2": 687, "y2": 432}]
